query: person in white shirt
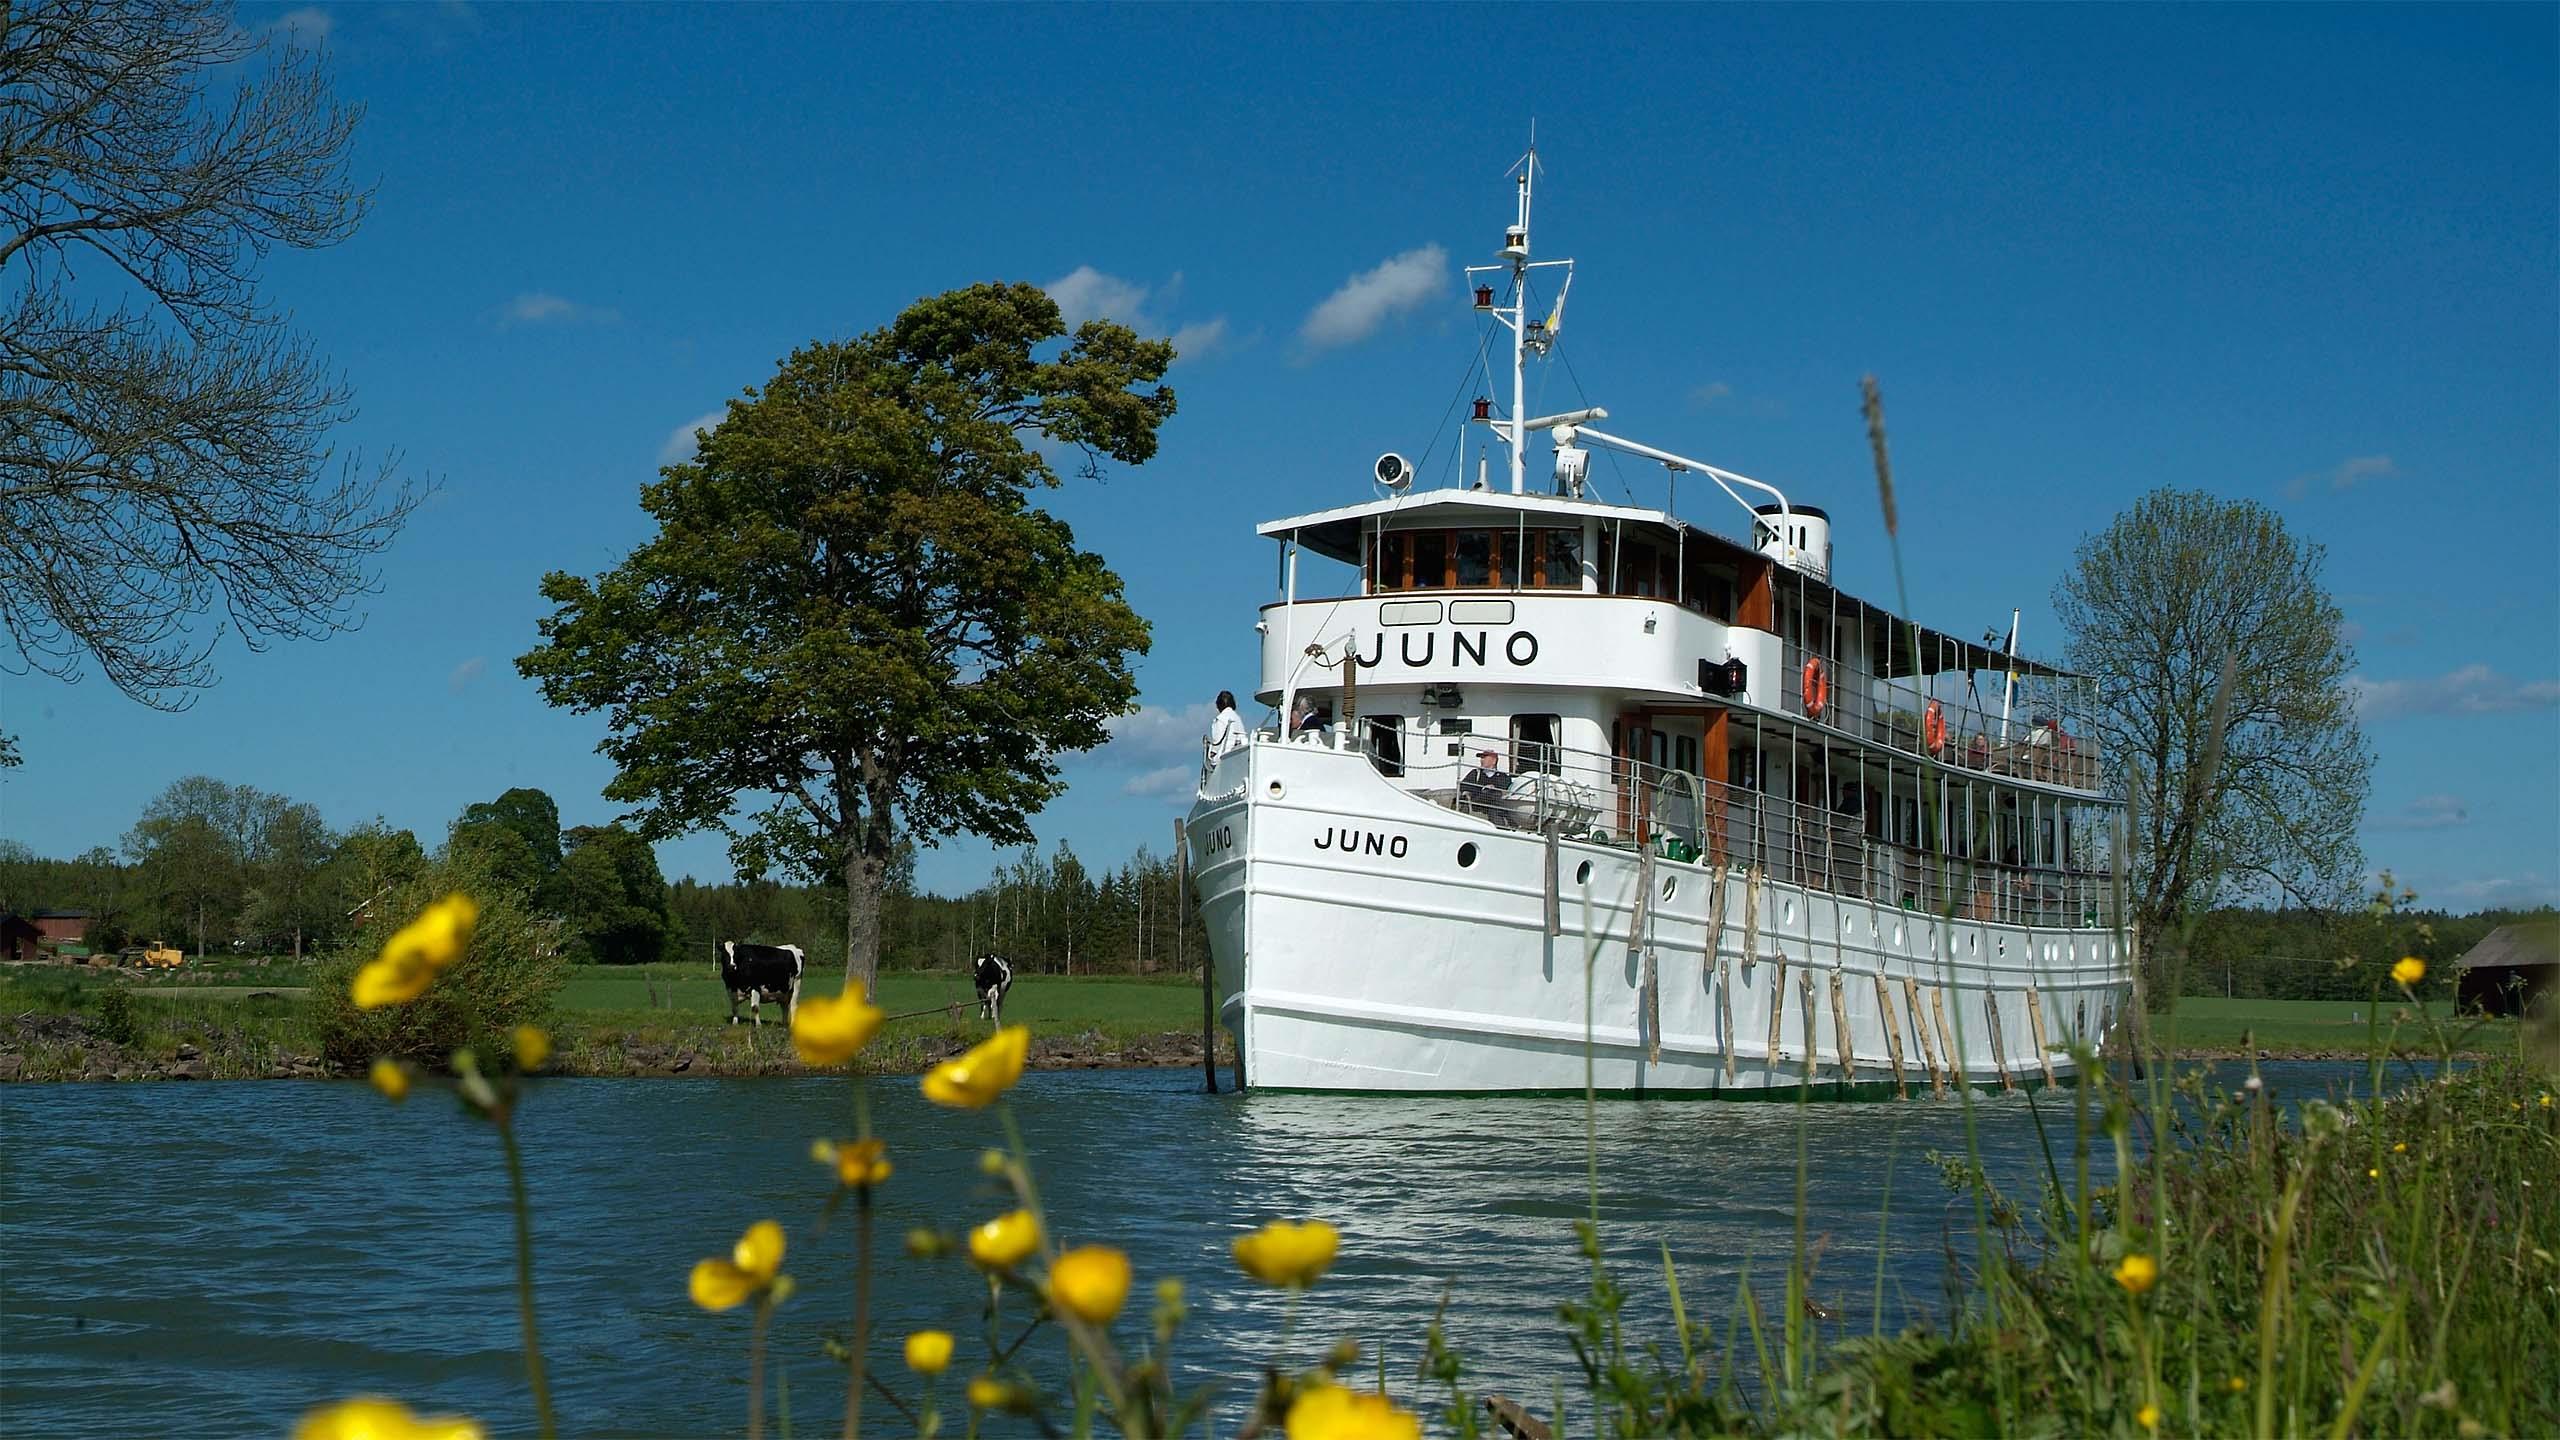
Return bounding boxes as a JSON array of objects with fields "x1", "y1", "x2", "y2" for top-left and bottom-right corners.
[{"x1": 1204, "y1": 690, "x2": 1248, "y2": 765}]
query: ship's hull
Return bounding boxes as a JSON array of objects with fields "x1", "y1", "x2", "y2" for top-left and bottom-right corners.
[{"x1": 1189, "y1": 741, "x2": 2132, "y2": 1095}]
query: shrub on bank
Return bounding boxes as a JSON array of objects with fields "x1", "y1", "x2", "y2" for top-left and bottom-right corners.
[{"x1": 310, "y1": 871, "x2": 562, "y2": 1070}]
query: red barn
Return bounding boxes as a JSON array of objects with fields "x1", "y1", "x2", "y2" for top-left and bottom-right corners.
[{"x1": 31, "y1": 909, "x2": 90, "y2": 947}]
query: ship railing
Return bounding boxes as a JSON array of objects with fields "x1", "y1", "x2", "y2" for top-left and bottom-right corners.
[
  {"x1": 1383, "y1": 732, "x2": 2118, "y2": 930},
  {"x1": 1777, "y1": 641, "x2": 2107, "y2": 792}
]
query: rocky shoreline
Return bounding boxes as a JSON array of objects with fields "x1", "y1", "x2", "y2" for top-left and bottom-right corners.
[{"x1": 0, "y1": 1008, "x2": 1230, "y2": 1084}]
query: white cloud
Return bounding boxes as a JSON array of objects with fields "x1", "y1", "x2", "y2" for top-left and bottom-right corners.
[
  {"x1": 266, "y1": 6, "x2": 333, "y2": 45},
  {"x1": 2286, "y1": 453, "x2": 2396, "y2": 500},
  {"x1": 1123, "y1": 765, "x2": 1197, "y2": 799},
  {"x1": 498, "y1": 291, "x2": 619, "y2": 328},
  {"x1": 1169, "y1": 317, "x2": 1229, "y2": 359},
  {"x1": 1300, "y1": 245, "x2": 1448, "y2": 350},
  {"x1": 1103, "y1": 702, "x2": 1215, "y2": 766},
  {"x1": 2375, "y1": 793, "x2": 2467, "y2": 830},
  {"x1": 658, "y1": 408, "x2": 727, "y2": 466},
  {"x1": 1687, "y1": 381, "x2": 1734, "y2": 409},
  {"x1": 1047, "y1": 266, "x2": 1155, "y2": 330},
  {"x1": 2431, "y1": 873, "x2": 2560, "y2": 911},
  {"x1": 447, "y1": 657, "x2": 486, "y2": 695},
  {"x1": 1043, "y1": 267, "x2": 1225, "y2": 363},
  {"x1": 2346, "y1": 664, "x2": 2560, "y2": 719}
]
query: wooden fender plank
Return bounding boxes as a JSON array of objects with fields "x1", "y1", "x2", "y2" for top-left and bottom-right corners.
[
  {"x1": 1797, "y1": 968, "x2": 1818, "y2": 1089},
  {"x1": 1929, "y1": 984, "x2": 1958, "y2": 1090},
  {"x1": 1986, "y1": 990, "x2": 2013, "y2": 1090},
  {"x1": 1903, "y1": 975, "x2": 1943, "y2": 1096},
  {"x1": 2026, "y1": 983, "x2": 2056, "y2": 1086},
  {"x1": 1874, "y1": 972, "x2": 1908, "y2": 1099},
  {"x1": 1717, "y1": 957, "x2": 1736, "y2": 1084},
  {"x1": 1829, "y1": 969, "x2": 1855, "y2": 1087}
]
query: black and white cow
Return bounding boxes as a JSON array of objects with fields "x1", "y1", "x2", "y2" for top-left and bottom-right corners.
[
  {"x1": 718, "y1": 941, "x2": 805, "y2": 1028},
  {"x1": 974, "y1": 953, "x2": 1014, "y2": 1025}
]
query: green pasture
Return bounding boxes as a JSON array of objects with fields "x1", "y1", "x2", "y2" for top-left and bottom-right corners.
[
  {"x1": 2159, "y1": 994, "x2": 2515, "y2": 1053},
  {"x1": 560, "y1": 962, "x2": 1203, "y2": 1032}
]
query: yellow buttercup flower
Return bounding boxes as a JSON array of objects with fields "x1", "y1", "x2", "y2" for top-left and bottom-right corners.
[
  {"x1": 512, "y1": 1025, "x2": 551, "y2": 1072},
  {"x1": 811, "y1": 1137, "x2": 892, "y2": 1188},
  {"x1": 368, "y1": 1058, "x2": 411, "y2": 1103},
  {"x1": 923, "y1": 1025, "x2": 1031, "y2": 1108},
  {"x1": 904, "y1": 1329, "x2": 954, "y2": 1375},
  {"x1": 293, "y1": 1396, "x2": 485, "y2": 1440},
  {"x1": 2112, "y1": 1252, "x2": 2158, "y2": 1295},
  {"x1": 2369, "y1": 1167, "x2": 2381, "y2": 1179},
  {"x1": 967, "y1": 1209, "x2": 1041, "y2": 1270},
  {"x1": 792, "y1": 985, "x2": 885, "y2": 1066},
  {"x1": 966, "y1": 1376, "x2": 1024, "y2": 1411},
  {"x1": 2393, "y1": 1142, "x2": 2407, "y2": 1153},
  {"x1": 1047, "y1": 1245, "x2": 1132, "y2": 1324},
  {"x1": 2228, "y1": 1375, "x2": 2248, "y2": 1393},
  {"x1": 2136, "y1": 1402, "x2": 2161, "y2": 1431},
  {"x1": 1285, "y1": 1383, "x2": 1421, "y2": 1440},
  {"x1": 689, "y1": 1219, "x2": 788, "y2": 1311},
  {"x1": 2392, "y1": 956, "x2": 2426, "y2": 987},
  {"x1": 1234, "y1": 1219, "x2": 1341, "y2": 1288},
  {"x1": 352, "y1": 895, "x2": 479, "y2": 1010}
]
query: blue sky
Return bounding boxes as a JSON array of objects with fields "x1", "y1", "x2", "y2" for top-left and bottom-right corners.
[{"x1": 5, "y1": 3, "x2": 2554, "y2": 911}]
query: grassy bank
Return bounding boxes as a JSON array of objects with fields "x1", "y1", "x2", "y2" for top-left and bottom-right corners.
[
  {"x1": 0, "y1": 960, "x2": 1221, "y2": 1081},
  {"x1": 2159, "y1": 995, "x2": 2517, "y2": 1056},
  {"x1": 1491, "y1": 1046, "x2": 2560, "y2": 1437}
]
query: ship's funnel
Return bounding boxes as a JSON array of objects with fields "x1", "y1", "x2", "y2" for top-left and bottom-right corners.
[{"x1": 1752, "y1": 503, "x2": 1832, "y2": 582}]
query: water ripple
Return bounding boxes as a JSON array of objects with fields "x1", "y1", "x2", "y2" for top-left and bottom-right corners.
[{"x1": 1, "y1": 1062, "x2": 2385, "y2": 1436}]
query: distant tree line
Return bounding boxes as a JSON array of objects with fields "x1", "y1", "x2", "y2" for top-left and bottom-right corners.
[
  {"x1": 0, "y1": 781, "x2": 672, "y2": 965},
  {"x1": 665, "y1": 842, "x2": 1207, "y2": 979},
  {"x1": 3, "y1": 781, "x2": 1209, "y2": 978},
  {"x1": 2173, "y1": 896, "x2": 2554, "y2": 1003}
]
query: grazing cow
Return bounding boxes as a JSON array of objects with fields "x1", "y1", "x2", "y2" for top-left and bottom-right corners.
[
  {"x1": 974, "y1": 953, "x2": 1015, "y2": 1025},
  {"x1": 718, "y1": 941, "x2": 806, "y2": 1028}
]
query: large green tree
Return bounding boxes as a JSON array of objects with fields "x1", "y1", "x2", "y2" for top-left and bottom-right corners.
[
  {"x1": 520, "y1": 284, "x2": 1173, "y2": 987},
  {"x1": 557, "y1": 824, "x2": 674, "y2": 965},
  {"x1": 248, "y1": 795, "x2": 335, "y2": 957},
  {"x1": 2054, "y1": 488, "x2": 2371, "y2": 995}
]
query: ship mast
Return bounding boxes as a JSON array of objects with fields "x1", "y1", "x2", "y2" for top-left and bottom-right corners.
[{"x1": 1468, "y1": 145, "x2": 1573, "y2": 494}]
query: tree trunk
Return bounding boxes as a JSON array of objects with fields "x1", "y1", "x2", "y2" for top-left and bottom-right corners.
[{"x1": 843, "y1": 848, "x2": 882, "y2": 991}]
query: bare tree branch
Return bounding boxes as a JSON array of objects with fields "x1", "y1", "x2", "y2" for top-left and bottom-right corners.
[{"x1": 0, "y1": 0, "x2": 415, "y2": 710}]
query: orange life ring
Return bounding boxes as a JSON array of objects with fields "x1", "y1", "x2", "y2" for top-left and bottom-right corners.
[
  {"x1": 1802, "y1": 657, "x2": 1830, "y2": 719},
  {"x1": 1924, "y1": 699, "x2": 1949, "y2": 755}
]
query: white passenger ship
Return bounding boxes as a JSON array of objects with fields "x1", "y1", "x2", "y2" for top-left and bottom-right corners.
[{"x1": 1185, "y1": 152, "x2": 2131, "y2": 1095}]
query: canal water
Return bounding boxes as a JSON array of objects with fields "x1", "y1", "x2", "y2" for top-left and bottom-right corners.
[{"x1": 1, "y1": 1062, "x2": 2390, "y2": 1437}]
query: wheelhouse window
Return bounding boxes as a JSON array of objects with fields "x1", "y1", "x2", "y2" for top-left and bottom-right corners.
[
  {"x1": 1543, "y1": 530, "x2": 1582, "y2": 588},
  {"x1": 1454, "y1": 530, "x2": 1493, "y2": 587},
  {"x1": 1413, "y1": 531, "x2": 1447, "y2": 589},
  {"x1": 1511, "y1": 713, "x2": 1562, "y2": 775}
]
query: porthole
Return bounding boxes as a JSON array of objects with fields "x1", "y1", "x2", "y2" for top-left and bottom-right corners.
[
  {"x1": 1575, "y1": 860, "x2": 1592, "y2": 885},
  {"x1": 1266, "y1": 780, "x2": 1285, "y2": 799},
  {"x1": 1660, "y1": 876, "x2": 1678, "y2": 902},
  {"x1": 1893, "y1": 922, "x2": 1907, "y2": 947},
  {"x1": 1996, "y1": 937, "x2": 2007, "y2": 958},
  {"x1": 1458, "y1": 843, "x2": 1478, "y2": 868},
  {"x1": 1967, "y1": 933, "x2": 1979, "y2": 955},
  {"x1": 1782, "y1": 899, "x2": 1797, "y2": 925}
]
